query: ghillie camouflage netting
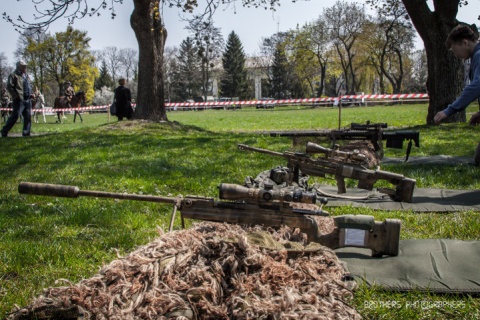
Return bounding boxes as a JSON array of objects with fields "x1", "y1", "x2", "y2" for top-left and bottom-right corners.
[
  {"x1": 8, "y1": 220, "x2": 360, "y2": 320},
  {"x1": 292, "y1": 137, "x2": 381, "y2": 169}
]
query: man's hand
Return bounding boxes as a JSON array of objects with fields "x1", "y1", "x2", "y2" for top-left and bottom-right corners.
[
  {"x1": 469, "y1": 111, "x2": 480, "y2": 126},
  {"x1": 434, "y1": 111, "x2": 448, "y2": 125}
]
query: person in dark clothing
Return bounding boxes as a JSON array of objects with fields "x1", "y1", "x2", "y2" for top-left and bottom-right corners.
[
  {"x1": 1, "y1": 60, "x2": 35, "y2": 137},
  {"x1": 113, "y1": 78, "x2": 133, "y2": 121}
]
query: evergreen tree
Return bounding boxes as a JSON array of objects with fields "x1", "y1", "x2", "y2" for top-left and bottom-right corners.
[
  {"x1": 94, "y1": 60, "x2": 115, "y2": 91},
  {"x1": 220, "y1": 31, "x2": 248, "y2": 99},
  {"x1": 269, "y1": 45, "x2": 290, "y2": 99},
  {"x1": 175, "y1": 37, "x2": 202, "y2": 101}
]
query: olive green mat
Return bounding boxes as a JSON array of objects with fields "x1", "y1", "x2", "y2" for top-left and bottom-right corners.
[
  {"x1": 320, "y1": 186, "x2": 480, "y2": 212},
  {"x1": 336, "y1": 239, "x2": 480, "y2": 294},
  {"x1": 382, "y1": 155, "x2": 475, "y2": 165}
]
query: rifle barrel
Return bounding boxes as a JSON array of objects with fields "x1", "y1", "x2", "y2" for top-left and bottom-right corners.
[
  {"x1": 18, "y1": 182, "x2": 177, "y2": 204},
  {"x1": 238, "y1": 144, "x2": 283, "y2": 157}
]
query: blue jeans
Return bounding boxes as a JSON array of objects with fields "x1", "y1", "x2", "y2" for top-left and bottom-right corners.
[{"x1": 2, "y1": 99, "x2": 32, "y2": 136}]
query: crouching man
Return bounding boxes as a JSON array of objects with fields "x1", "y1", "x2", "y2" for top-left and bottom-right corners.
[{"x1": 433, "y1": 25, "x2": 480, "y2": 166}]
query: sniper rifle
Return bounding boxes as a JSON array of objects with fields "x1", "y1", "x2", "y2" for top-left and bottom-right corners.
[
  {"x1": 238, "y1": 144, "x2": 416, "y2": 202},
  {"x1": 268, "y1": 121, "x2": 420, "y2": 161},
  {"x1": 18, "y1": 182, "x2": 401, "y2": 256}
]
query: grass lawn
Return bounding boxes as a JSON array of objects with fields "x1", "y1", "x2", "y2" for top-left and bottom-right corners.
[{"x1": 1, "y1": 104, "x2": 480, "y2": 319}]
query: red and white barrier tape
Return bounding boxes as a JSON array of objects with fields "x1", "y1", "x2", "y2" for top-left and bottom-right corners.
[
  {"x1": 0, "y1": 105, "x2": 114, "y2": 113},
  {"x1": 0, "y1": 93, "x2": 428, "y2": 112},
  {"x1": 164, "y1": 93, "x2": 429, "y2": 107}
]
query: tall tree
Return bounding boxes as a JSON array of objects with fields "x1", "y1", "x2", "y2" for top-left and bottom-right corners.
[
  {"x1": 23, "y1": 26, "x2": 99, "y2": 101},
  {"x1": 220, "y1": 31, "x2": 249, "y2": 99},
  {"x1": 187, "y1": 18, "x2": 224, "y2": 101},
  {"x1": 163, "y1": 46, "x2": 178, "y2": 102},
  {"x1": 120, "y1": 48, "x2": 138, "y2": 82},
  {"x1": 95, "y1": 60, "x2": 115, "y2": 90},
  {"x1": 293, "y1": 18, "x2": 331, "y2": 97},
  {"x1": 175, "y1": 37, "x2": 202, "y2": 100},
  {"x1": 324, "y1": 0, "x2": 368, "y2": 94},
  {"x1": 270, "y1": 44, "x2": 290, "y2": 99},
  {"x1": 18, "y1": 27, "x2": 98, "y2": 103},
  {"x1": 16, "y1": 28, "x2": 49, "y2": 93},
  {"x1": 366, "y1": 0, "x2": 415, "y2": 93},
  {"x1": 102, "y1": 46, "x2": 122, "y2": 83}
]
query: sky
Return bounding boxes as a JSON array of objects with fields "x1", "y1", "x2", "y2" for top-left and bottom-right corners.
[{"x1": 1, "y1": 0, "x2": 479, "y2": 65}]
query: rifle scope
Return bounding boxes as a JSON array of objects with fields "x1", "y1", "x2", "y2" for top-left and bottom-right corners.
[{"x1": 218, "y1": 183, "x2": 317, "y2": 204}]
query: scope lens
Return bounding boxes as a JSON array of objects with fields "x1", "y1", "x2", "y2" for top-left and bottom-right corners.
[
  {"x1": 293, "y1": 191, "x2": 302, "y2": 202},
  {"x1": 262, "y1": 191, "x2": 273, "y2": 201}
]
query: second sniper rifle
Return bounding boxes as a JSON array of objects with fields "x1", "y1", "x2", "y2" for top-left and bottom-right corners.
[
  {"x1": 238, "y1": 143, "x2": 416, "y2": 203},
  {"x1": 268, "y1": 122, "x2": 420, "y2": 161}
]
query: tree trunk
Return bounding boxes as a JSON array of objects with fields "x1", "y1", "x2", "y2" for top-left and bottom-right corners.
[
  {"x1": 335, "y1": 44, "x2": 350, "y2": 94},
  {"x1": 402, "y1": 0, "x2": 465, "y2": 124},
  {"x1": 317, "y1": 63, "x2": 326, "y2": 97},
  {"x1": 393, "y1": 48, "x2": 404, "y2": 94},
  {"x1": 131, "y1": 0, "x2": 167, "y2": 121},
  {"x1": 348, "y1": 50, "x2": 358, "y2": 94}
]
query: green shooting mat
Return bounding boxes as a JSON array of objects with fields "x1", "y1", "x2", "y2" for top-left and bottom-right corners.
[
  {"x1": 382, "y1": 155, "x2": 474, "y2": 166},
  {"x1": 319, "y1": 186, "x2": 480, "y2": 212},
  {"x1": 336, "y1": 239, "x2": 480, "y2": 294}
]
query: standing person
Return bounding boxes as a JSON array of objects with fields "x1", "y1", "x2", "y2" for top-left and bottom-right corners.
[
  {"x1": 113, "y1": 78, "x2": 133, "y2": 121},
  {"x1": 433, "y1": 25, "x2": 480, "y2": 165},
  {"x1": 1, "y1": 88, "x2": 11, "y2": 122},
  {"x1": 1, "y1": 60, "x2": 35, "y2": 137},
  {"x1": 1, "y1": 89, "x2": 10, "y2": 105}
]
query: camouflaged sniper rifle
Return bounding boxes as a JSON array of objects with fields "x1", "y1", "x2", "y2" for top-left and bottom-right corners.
[
  {"x1": 238, "y1": 144, "x2": 416, "y2": 203},
  {"x1": 269, "y1": 121, "x2": 420, "y2": 160},
  {"x1": 18, "y1": 182, "x2": 401, "y2": 256}
]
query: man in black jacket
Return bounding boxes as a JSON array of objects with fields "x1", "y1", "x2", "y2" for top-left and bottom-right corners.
[{"x1": 113, "y1": 78, "x2": 133, "y2": 121}]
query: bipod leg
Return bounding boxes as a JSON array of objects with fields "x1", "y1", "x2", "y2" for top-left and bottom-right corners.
[
  {"x1": 405, "y1": 140, "x2": 413, "y2": 162},
  {"x1": 168, "y1": 204, "x2": 179, "y2": 232}
]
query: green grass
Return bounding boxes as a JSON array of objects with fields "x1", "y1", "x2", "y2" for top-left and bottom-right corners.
[
  {"x1": 168, "y1": 103, "x2": 428, "y2": 131},
  {"x1": 1, "y1": 104, "x2": 480, "y2": 319}
]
